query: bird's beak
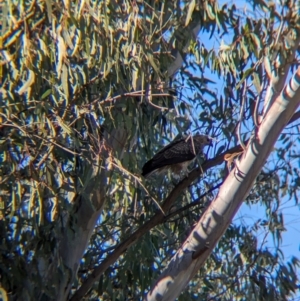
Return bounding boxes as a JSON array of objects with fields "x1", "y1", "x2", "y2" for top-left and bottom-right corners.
[{"x1": 207, "y1": 138, "x2": 213, "y2": 147}]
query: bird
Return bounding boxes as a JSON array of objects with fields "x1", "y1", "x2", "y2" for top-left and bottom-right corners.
[{"x1": 142, "y1": 134, "x2": 212, "y2": 178}]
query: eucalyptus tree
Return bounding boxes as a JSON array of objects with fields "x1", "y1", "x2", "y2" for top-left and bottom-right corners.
[{"x1": 1, "y1": 0, "x2": 300, "y2": 301}]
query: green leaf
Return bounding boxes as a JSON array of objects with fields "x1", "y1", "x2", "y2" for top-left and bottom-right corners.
[
  {"x1": 61, "y1": 64, "x2": 69, "y2": 99},
  {"x1": 252, "y1": 72, "x2": 261, "y2": 93},
  {"x1": 236, "y1": 68, "x2": 254, "y2": 90},
  {"x1": 264, "y1": 56, "x2": 272, "y2": 79},
  {"x1": 41, "y1": 89, "x2": 52, "y2": 99},
  {"x1": 185, "y1": 0, "x2": 195, "y2": 26},
  {"x1": 17, "y1": 69, "x2": 35, "y2": 95}
]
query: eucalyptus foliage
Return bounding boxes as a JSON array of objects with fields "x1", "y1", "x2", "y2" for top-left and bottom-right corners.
[{"x1": 1, "y1": 0, "x2": 300, "y2": 300}]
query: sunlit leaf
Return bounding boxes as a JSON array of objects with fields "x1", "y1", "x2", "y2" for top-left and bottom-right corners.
[
  {"x1": 185, "y1": 0, "x2": 196, "y2": 26},
  {"x1": 17, "y1": 70, "x2": 35, "y2": 95}
]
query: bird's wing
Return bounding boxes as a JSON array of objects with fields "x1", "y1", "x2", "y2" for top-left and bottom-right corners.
[{"x1": 142, "y1": 138, "x2": 196, "y2": 176}]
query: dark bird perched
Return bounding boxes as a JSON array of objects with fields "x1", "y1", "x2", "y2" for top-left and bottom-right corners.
[{"x1": 142, "y1": 134, "x2": 212, "y2": 178}]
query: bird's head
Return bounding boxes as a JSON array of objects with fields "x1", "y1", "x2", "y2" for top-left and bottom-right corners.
[{"x1": 192, "y1": 134, "x2": 213, "y2": 148}]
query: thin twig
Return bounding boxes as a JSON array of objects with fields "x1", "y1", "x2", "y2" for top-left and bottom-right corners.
[
  {"x1": 237, "y1": 83, "x2": 247, "y2": 150},
  {"x1": 162, "y1": 182, "x2": 222, "y2": 223}
]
